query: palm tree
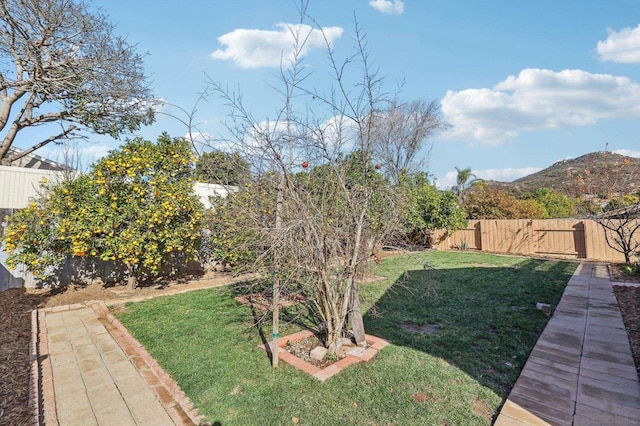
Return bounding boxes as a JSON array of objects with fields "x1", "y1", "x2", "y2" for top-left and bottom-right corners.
[{"x1": 453, "y1": 166, "x2": 483, "y2": 203}]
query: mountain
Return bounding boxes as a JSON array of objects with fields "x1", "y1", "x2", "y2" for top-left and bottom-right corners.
[{"x1": 488, "y1": 151, "x2": 640, "y2": 199}]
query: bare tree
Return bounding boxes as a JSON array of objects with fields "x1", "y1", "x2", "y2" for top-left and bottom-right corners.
[
  {"x1": 0, "y1": 0, "x2": 155, "y2": 165},
  {"x1": 366, "y1": 99, "x2": 446, "y2": 184},
  {"x1": 597, "y1": 204, "x2": 640, "y2": 265},
  {"x1": 203, "y1": 11, "x2": 430, "y2": 355}
]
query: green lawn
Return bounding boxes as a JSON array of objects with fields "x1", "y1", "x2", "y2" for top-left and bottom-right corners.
[{"x1": 115, "y1": 251, "x2": 577, "y2": 425}]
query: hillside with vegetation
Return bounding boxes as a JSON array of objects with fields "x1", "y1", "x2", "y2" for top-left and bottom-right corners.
[{"x1": 489, "y1": 151, "x2": 640, "y2": 199}]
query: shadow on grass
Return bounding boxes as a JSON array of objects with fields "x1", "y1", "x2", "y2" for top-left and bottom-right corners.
[
  {"x1": 227, "y1": 278, "x2": 319, "y2": 355},
  {"x1": 363, "y1": 258, "x2": 574, "y2": 398}
]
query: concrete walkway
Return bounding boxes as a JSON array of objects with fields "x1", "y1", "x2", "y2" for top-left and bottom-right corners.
[
  {"x1": 34, "y1": 302, "x2": 200, "y2": 425},
  {"x1": 496, "y1": 263, "x2": 640, "y2": 425}
]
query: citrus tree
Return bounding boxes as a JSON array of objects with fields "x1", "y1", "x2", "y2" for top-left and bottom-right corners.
[
  {"x1": 3, "y1": 134, "x2": 203, "y2": 289},
  {"x1": 195, "y1": 150, "x2": 250, "y2": 186}
]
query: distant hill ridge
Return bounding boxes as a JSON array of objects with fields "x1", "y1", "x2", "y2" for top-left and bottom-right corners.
[{"x1": 487, "y1": 151, "x2": 640, "y2": 199}]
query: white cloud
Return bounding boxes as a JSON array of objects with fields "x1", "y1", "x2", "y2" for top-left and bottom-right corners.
[
  {"x1": 211, "y1": 23, "x2": 343, "y2": 68},
  {"x1": 315, "y1": 114, "x2": 359, "y2": 151},
  {"x1": 597, "y1": 25, "x2": 640, "y2": 63},
  {"x1": 184, "y1": 131, "x2": 225, "y2": 154},
  {"x1": 77, "y1": 144, "x2": 112, "y2": 162},
  {"x1": 369, "y1": 0, "x2": 404, "y2": 15},
  {"x1": 442, "y1": 68, "x2": 640, "y2": 144},
  {"x1": 437, "y1": 166, "x2": 542, "y2": 189},
  {"x1": 474, "y1": 167, "x2": 542, "y2": 182},
  {"x1": 38, "y1": 142, "x2": 112, "y2": 168},
  {"x1": 614, "y1": 149, "x2": 640, "y2": 158},
  {"x1": 184, "y1": 131, "x2": 212, "y2": 145}
]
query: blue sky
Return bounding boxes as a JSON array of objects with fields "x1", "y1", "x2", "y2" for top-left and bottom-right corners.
[{"x1": 32, "y1": 0, "x2": 640, "y2": 188}]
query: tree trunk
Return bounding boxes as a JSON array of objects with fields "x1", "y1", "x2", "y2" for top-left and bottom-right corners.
[
  {"x1": 348, "y1": 276, "x2": 366, "y2": 345},
  {"x1": 325, "y1": 313, "x2": 345, "y2": 354},
  {"x1": 272, "y1": 173, "x2": 284, "y2": 367},
  {"x1": 127, "y1": 264, "x2": 137, "y2": 291},
  {"x1": 272, "y1": 274, "x2": 280, "y2": 367}
]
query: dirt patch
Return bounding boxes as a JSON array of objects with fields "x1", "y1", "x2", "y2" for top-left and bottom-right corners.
[
  {"x1": 473, "y1": 397, "x2": 493, "y2": 420},
  {"x1": 42, "y1": 271, "x2": 240, "y2": 307},
  {"x1": 43, "y1": 283, "x2": 116, "y2": 307},
  {"x1": 411, "y1": 392, "x2": 436, "y2": 404},
  {"x1": 0, "y1": 289, "x2": 48, "y2": 425},
  {"x1": 613, "y1": 285, "x2": 640, "y2": 377},
  {"x1": 401, "y1": 322, "x2": 440, "y2": 335},
  {"x1": 355, "y1": 274, "x2": 385, "y2": 284}
]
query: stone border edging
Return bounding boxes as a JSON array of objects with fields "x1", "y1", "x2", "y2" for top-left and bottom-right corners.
[
  {"x1": 28, "y1": 309, "x2": 41, "y2": 425},
  {"x1": 260, "y1": 330, "x2": 390, "y2": 382},
  {"x1": 102, "y1": 273, "x2": 260, "y2": 308},
  {"x1": 89, "y1": 300, "x2": 204, "y2": 425},
  {"x1": 38, "y1": 306, "x2": 60, "y2": 425}
]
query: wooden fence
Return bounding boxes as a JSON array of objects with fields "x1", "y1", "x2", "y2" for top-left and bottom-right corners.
[{"x1": 432, "y1": 219, "x2": 640, "y2": 263}]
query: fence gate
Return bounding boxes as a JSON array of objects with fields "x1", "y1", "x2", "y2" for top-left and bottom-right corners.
[{"x1": 532, "y1": 220, "x2": 586, "y2": 259}]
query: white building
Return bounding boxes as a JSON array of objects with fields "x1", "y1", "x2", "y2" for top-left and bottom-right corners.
[{"x1": 193, "y1": 182, "x2": 237, "y2": 209}]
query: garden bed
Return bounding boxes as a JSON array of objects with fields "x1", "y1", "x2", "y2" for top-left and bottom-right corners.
[
  {"x1": 613, "y1": 285, "x2": 640, "y2": 376},
  {"x1": 0, "y1": 289, "x2": 47, "y2": 425},
  {"x1": 261, "y1": 329, "x2": 389, "y2": 382}
]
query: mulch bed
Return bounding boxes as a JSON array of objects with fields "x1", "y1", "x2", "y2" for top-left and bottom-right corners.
[
  {"x1": 609, "y1": 263, "x2": 640, "y2": 377},
  {"x1": 0, "y1": 289, "x2": 47, "y2": 425},
  {"x1": 610, "y1": 263, "x2": 640, "y2": 284},
  {"x1": 613, "y1": 285, "x2": 640, "y2": 377}
]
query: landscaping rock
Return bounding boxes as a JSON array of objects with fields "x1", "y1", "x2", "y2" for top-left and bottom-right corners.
[
  {"x1": 310, "y1": 346, "x2": 327, "y2": 360},
  {"x1": 341, "y1": 337, "x2": 354, "y2": 347},
  {"x1": 346, "y1": 346, "x2": 366, "y2": 357}
]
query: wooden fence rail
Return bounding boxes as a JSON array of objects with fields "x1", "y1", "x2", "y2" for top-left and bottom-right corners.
[{"x1": 432, "y1": 219, "x2": 640, "y2": 263}]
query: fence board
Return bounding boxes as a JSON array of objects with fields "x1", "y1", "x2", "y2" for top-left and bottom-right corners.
[{"x1": 433, "y1": 218, "x2": 638, "y2": 263}]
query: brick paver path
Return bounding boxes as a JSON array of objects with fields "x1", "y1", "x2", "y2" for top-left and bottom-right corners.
[
  {"x1": 496, "y1": 263, "x2": 640, "y2": 425},
  {"x1": 34, "y1": 275, "x2": 248, "y2": 425},
  {"x1": 41, "y1": 306, "x2": 176, "y2": 425}
]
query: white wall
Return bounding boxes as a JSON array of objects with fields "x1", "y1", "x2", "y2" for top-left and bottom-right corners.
[
  {"x1": 193, "y1": 182, "x2": 237, "y2": 209},
  {"x1": 0, "y1": 165, "x2": 63, "y2": 209}
]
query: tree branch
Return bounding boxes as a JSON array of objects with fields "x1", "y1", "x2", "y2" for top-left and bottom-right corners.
[{"x1": 2, "y1": 124, "x2": 77, "y2": 165}]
